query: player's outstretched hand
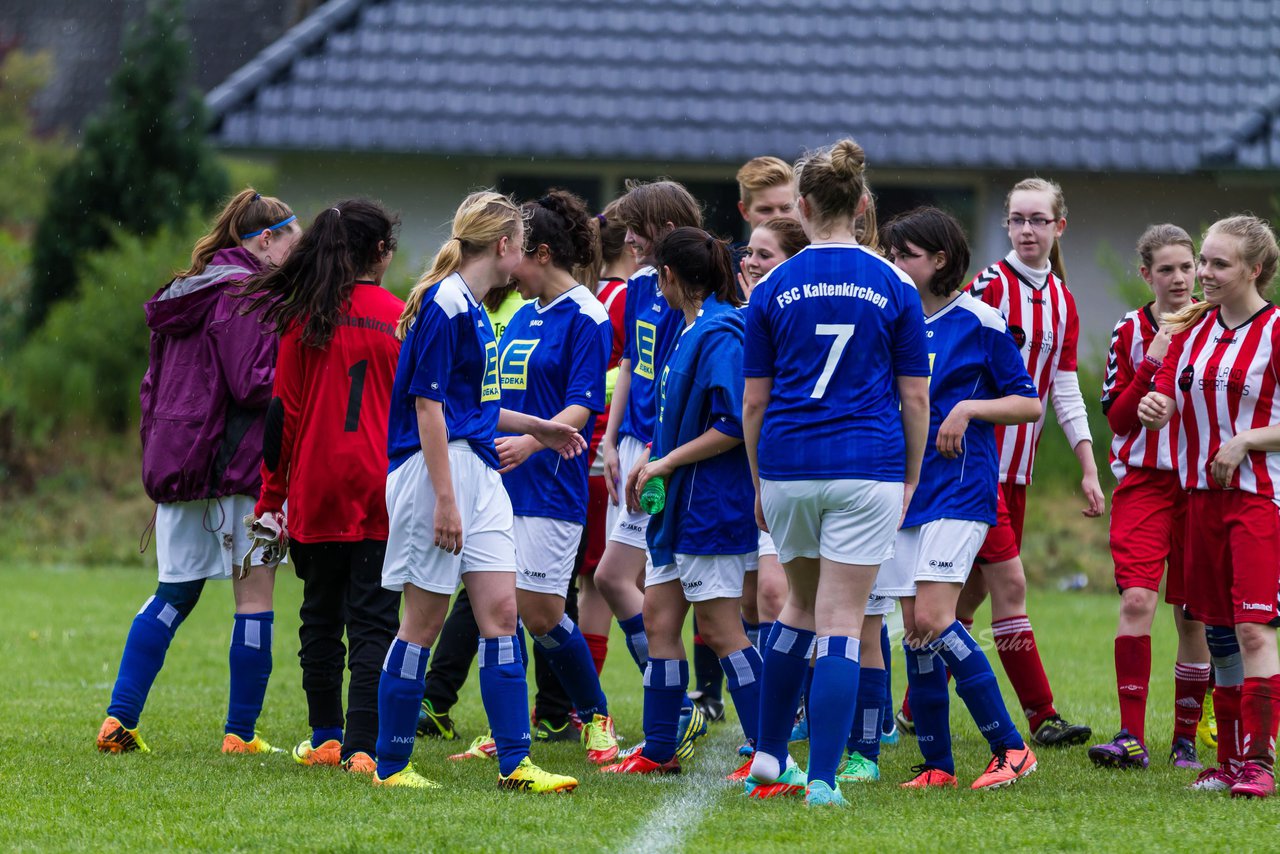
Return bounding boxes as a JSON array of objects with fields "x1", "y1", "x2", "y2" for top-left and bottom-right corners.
[
  {"x1": 624, "y1": 446, "x2": 652, "y2": 514},
  {"x1": 1137, "y1": 391, "x2": 1170, "y2": 430},
  {"x1": 936, "y1": 402, "x2": 973, "y2": 459},
  {"x1": 1080, "y1": 471, "x2": 1105, "y2": 517},
  {"x1": 754, "y1": 492, "x2": 769, "y2": 533},
  {"x1": 533, "y1": 419, "x2": 587, "y2": 460},
  {"x1": 1210, "y1": 433, "x2": 1249, "y2": 489},
  {"x1": 240, "y1": 512, "x2": 287, "y2": 579},
  {"x1": 433, "y1": 498, "x2": 463, "y2": 555},
  {"x1": 601, "y1": 439, "x2": 621, "y2": 506},
  {"x1": 496, "y1": 434, "x2": 539, "y2": 474}
]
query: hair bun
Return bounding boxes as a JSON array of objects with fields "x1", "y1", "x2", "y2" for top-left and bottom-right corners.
[{"x1": 829, "y1": 139, "x2": 866, "y2": 180}]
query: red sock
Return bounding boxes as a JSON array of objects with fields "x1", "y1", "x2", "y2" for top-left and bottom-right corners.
[
  {"x1": 992, "y1": 615, "x2": 1057, "y2": 731},
  {"x1": 1215, "y1": 683, "x2": 1243, "y2": 769},
  {"x1": 1115, "y1": 635, "x2": 1151, "y2": 743},
  {"x1": 1240, "y1": 675, "x2": 1280, "y2": 768},
  {"x1": 1172, "y1": 662, "x2": 1211, "y2": 743},
  {"x1": 583, "y1": 632, "x2": 609, "y2": 676}
]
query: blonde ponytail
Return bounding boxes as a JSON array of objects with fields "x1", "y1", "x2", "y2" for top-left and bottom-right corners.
[{"x1": 396, "y1": 191, "x2": 522, "y2": 340}]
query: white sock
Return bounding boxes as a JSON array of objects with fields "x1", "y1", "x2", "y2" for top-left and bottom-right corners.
[{"x1": 750, "y1": 751, "x2": 781, "y2": 783}]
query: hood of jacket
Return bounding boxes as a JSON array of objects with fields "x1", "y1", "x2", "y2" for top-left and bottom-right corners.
[{"x1": 144, "y1": 246, "x2": 263, "y2": 337}]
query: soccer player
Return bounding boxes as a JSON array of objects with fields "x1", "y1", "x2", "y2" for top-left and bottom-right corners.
[
  {"x1": 743, "y1": 139, "x2": 930, "y2": 806},
  {"x1": 593, "y1": 180, "x2": 710, "y2": 754},
  {"x1": 1139, "y1": 214, "x2": 1280, "y2": 799},
  {"x1": 97, "y1": 189, "x2": 300, "y2": 756},
  {"x1": 735, "y1": 156, "x2": 798, "y2": 233},
  {"x1": 236, "y1": 199, "x2": 404, "y2": 774},
  {"x1": 877, "y1": 207, "x2": 1041, "y2": 789},
  {"x1": 577, "y1": 202, "x2": 636, "y2": 675},
  {"x1": 374, "y1": 191, "x2": 584, "y2": 792},
  {"x1": 738, "y1": 216, "x2": 809, "y2": 648},
  {"x1": 497, "y1": 190, "x2": 617, "y2": 764},
  {"x1": 601, "y1": 228, "x2": 761, "y2": 776},
  {"x1": 1089, "y1": 224, "x2": 1210, "y2": 771},
  {"x1": 942, "y1": 177, "x2": 1101, "y2": 747}
]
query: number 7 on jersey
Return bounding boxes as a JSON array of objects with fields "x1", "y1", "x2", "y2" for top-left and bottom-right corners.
[{"x1": 812, "y1": 323, "x2": 855, "y2": 399}]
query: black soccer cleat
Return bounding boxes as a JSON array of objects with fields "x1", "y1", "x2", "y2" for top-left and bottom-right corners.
[{"x1": 1031, "y1": 714, "x2": 1092, "y2": 747}]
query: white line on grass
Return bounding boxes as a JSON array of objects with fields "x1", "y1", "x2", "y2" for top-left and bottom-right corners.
[{"x1": 613, "y1": 728, "x2": 740, "y2": 854}]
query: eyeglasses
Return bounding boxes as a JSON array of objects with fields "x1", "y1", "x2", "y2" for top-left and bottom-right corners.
[{"x1": 1005, "y1": 216, "x2": 1057, "y2": 230}]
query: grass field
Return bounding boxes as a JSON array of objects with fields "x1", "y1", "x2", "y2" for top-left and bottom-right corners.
[{"x1": 1, "y1": 564, "x2": 1272, "y2": 853}]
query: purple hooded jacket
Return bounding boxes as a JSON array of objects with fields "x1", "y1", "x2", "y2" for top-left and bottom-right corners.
[{"x1": 139, "y1": 246, "x2": 277, "y2": 503}]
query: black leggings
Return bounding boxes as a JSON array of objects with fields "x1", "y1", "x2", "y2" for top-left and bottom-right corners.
[{"x1": 291, "y1": 540, "x2": 400, "y2": 758}]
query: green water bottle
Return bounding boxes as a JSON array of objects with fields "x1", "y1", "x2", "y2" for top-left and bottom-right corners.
[{"x1": 639, "y1": 459, "x2": 666, "y2": 515}]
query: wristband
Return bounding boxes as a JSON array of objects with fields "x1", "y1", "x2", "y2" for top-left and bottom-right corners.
[{"x1": 1143, "y1": 354, "x2": 1163, "y2": 369}]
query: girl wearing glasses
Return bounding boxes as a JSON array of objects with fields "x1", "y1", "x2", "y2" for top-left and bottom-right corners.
[{"x1": 919, "y1": 178, "x2": 1103, "y2": 748}]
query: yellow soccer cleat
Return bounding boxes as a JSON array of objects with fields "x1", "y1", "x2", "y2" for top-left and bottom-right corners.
[
  {"x1": 582, "y1": 714, "x2": 620, "y2": 765},
  {"x1": 1198, "y1": 694, "x2": 1218, "y2": 753},
  {"x1": 292, "y1": 737, "x2": 342, "y2": 767},
  {"x1": 222, "y1": 732, "x2": 284, "y2": 755},
  {"x1": 373, "y1": 762, "x2": 440, "y2": 789},
  {"x1": 497, "y1": 757, "x2": 579, "y2": 793},
  {"x1": 97, "y1": 716, "x2": 150, "y2": 754}
]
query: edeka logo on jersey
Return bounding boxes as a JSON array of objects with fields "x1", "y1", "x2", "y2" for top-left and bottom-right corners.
[
  {"x1": 499, "y1": 339, "x2": 539, "y2": 390},
  {"x1": 481, "y1": 340, "x2": 501, "y2": 402},
  {"x1": 634, "y1": 320, "x2": 658, "y2": 379},
  {"x1": 773, "y1": 281, "x2": 888, "y2": 310}
]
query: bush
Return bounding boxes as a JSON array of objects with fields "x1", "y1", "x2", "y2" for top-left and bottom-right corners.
[{"x1": 8, "y1": 218, "x2": 207, "y2": 441}]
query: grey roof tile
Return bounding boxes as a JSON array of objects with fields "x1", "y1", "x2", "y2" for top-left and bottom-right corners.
[{"x1": 207, "y1": 0, "x2": 1280, "y2": 172}]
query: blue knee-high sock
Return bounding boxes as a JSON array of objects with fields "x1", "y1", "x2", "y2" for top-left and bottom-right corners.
[
  {"x1": 721, "y1": 646, "x2": 764, "y2": 746},
  {"x1": 934, "y1": 621, "x2": 1025, "y2": 752},
  {"x1": 905, "y1": 641, "x2": 954, "y2": 774},
  {"x1": 226, "y1": 611, "x2": 274, "y2": 740},
  {"x1": 743, "y1": 618, "x2": 762, "y2": 650},
  {"x1": 880, "y1": 622, "x2": 895, "y2": 734},
  {"x1": 848, "y1": 666, "x2": 886, "y2": 761},
  {"x1": 643, "y1": 658, "x2": 688, "y2": 764},
  {"x1": 757, "y1": 622, "x2": 816, "y2": 769},
  {"x1": 534, "y1": 614, "x2": 608, "y2": 720},
  {"x1": 618, "y1": 613, "x2": 649, "y2": 674},
  {"x1": 756, "y1": 621, "x2": 775, "y2": 654},
  {"x1": 808, "y1": 636, "x2": 861, "y2": 787},
  {"x1": 479, "y1": 636, "x2": 532, "y2": 776},
  {"x1": 376, "y1": 638, "x2": 429, "y2": 778},
  {"x1": 107, "y1": 589, "x2": 199, "y2": 728}
]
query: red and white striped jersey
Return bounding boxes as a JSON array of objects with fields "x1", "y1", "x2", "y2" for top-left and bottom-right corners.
[
  {"x1": 966, "y1": 259, "x2": 1079, "y2": 485},
  {"x1": 1101, "y1": 304, "x2": 1177, "y2": 480},
  {"x1": 1154, "y1": 303, "x2": 1280, "y2": 496}
]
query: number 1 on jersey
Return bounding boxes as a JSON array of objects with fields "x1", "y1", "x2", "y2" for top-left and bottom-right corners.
[
  {"x1": 344, "y1": 359, "x2": 368, "y2": 432},
  {"x1": 812, "y1": 324, "x2": 855, "y2": 398}
]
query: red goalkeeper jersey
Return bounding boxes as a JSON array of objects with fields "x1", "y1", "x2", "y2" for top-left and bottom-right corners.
[{"x1": 256, "y1": 284, "x2": 405, "y2": 542}]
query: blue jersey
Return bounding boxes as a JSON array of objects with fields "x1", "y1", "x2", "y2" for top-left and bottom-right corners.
[
  {"x1": 905, "y1": 293, "x2": 1037, "y2": 528},
  {"x1": 387, "y1": 273, "x2": 502, "y2": 472},
  {"x1": 619, "y1": 267, "x2": 684, "y2": 445},
  {"x1": 499, "y1": 286, "x2": 611, "y2": 523},
  {"x1": 743, "y1": 243, "x2": 930, "y2": 482},
  {"x1": 648, "y1": 296, "x2": 756, "y2": 565}
]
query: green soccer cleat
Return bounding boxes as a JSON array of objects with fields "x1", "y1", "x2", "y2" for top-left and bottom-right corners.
[
  {"x1": 837, "y1": 752, "x2": 881, "y2": 783},
  {"x1": 805, "y1": 780, "x2": 848, "y2": 807}
]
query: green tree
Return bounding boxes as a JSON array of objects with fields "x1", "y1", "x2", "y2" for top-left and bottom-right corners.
[
  {"x1": 27, "y1": 0, "x2": 226, "y2": 332},
  {"x1": 0, "y1": 50, "x2": 69, "y2": 351}
]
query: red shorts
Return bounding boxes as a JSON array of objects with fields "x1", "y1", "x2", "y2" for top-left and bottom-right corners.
[
  {"x1": 579, "y1": 475, "x2": 609, "y2": 576},
  {"x1": 1183, "y1": 489, "x2": 1280, "y2": 627},
  {"x1": 1109, "y1": 468, "x2": 1187, "y2": 604},
  {"x1": 976, "y1": 482, "x2": 1026, "y2": 564}
]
